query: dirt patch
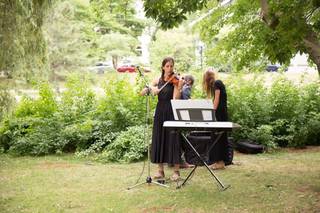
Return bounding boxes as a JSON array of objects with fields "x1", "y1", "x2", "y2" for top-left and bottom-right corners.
[
  {"x1": 296, "y1": 186, "x2": 312, "y2": 193},
  {"x1": 233, "y1": 146, "x2": 320, "y2": 156},
  {"x1": 296, "y1": 185, "x2": 320, "y2": 212},
  {"x1": 37, "y1": 161, "x2": 78, "y2": 169},
  {"x1": 284, "y1": 146, "x2": 320, "y2": 153},
  {"x1": 142, "y1": 206, "x2": 206, "y2": 213},
  {"x1": 142, "y1": 205, "x2": 176, "y2": 213}
]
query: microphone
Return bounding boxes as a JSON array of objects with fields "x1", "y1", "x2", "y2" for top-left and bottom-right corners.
[{"x1": 136, "y1": 66, "x2": 144, "y2": 76}]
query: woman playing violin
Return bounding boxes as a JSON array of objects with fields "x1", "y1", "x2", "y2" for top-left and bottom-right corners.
[{"x1": 141, "y1": 57, "x2": 183, "y2": 181}]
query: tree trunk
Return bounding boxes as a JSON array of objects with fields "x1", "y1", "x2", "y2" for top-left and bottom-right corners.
[
  {"x1": 112, "y1": 55, "x2": 118, "y2": 69},
  {"x1": 303, "y1": 31, "x2": 320, "y2": 77}
]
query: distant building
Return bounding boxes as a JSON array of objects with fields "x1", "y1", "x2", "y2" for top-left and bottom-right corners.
[{"x1": 288, "y1": 54, "x2": 317, "y2": 72}]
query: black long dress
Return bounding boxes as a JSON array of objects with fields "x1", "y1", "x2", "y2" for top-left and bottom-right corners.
[
  {"x1": 209, "y1": 80, "x2": 229, "y2": 164},
  {"x1": 150, "y1": 78, "x2": 181, "y2": 164}
]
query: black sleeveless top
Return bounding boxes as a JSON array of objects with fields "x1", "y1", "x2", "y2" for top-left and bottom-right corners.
[{"x1": 213, "y1": 80, "x2": 228, "y2": 121}]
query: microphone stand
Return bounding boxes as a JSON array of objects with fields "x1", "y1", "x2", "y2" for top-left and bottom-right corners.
[{"x1": 127, "y1": 66, "x2": 168, "y2": 190}]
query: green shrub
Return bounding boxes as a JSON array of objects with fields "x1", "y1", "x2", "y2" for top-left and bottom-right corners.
[
  {"x1": 91, "y1": 120, "x2": 119, "y2": 151},
  {"x1": 0, "y1": 117, "x2": 65, "y2": 156},
  {"x1": 0, "y1": 119, "x2": 15, "y2": 153},
  {"x1": 289, "y1": 112, "x2": 320, "y2": 147},
  {"x1": 60, "y1": 119, "x2": 94, "y2": 152},
  {"x1": 248, "y1": 125, "x2": 277, "y2": 151},
  {"x1": 301, "y1": 82, "x2": 320, "y2": 114},
  {"x1": 270, "y1": 119, "x2": 293, "y2": 147},
  {"x1": 75, "y1": 120, "x2": 120, "y2": 158},
  {"x1": 75, "y1": 133, "x2": 118, "y2": 158},
  {"x1": 269, "y1": 77, "x2": 300, "y2": 122},
  {"x1": 286, "y1": 82, "x2": 320, "y2": 148},
  {"x1": 227, "y1": 75, "x2": 270, "y2": 128},
  {"x1": 304, "y1": 113, "x2": 320, "y2": 146},
  {"x1": 0, "y1": 86, "x2": 14, "y2": 121},
  {"x1": 15, "y1": 83, "x2": 57, "y2": 118},
  {"x1": 0, "y1": 117, "x2": 35, "y2": 154},
  {"x1": 59, "y1": 74, "x2": 96, "y2": 123},
  {"x1": 54, "y1": 75, "x2": 97, "y2": 152},
  {"x1": 14, "y1": 97, "x2": 35, "y2": 118},
  {"x1": 227, "y1": 76, "x2": 319, "y2": 148},
  {"x1": 1, "y1": 73, "x2": 318, "y2": 156},
  {"x1": 98, "y1": 125, "x2": 148, "y2": 163},
  {"x1": 0, "y1": 76, "x2": 97, "y2": 155},
  {"x1": 97, "y1": 75, "x2": 148, "y2": 132}
]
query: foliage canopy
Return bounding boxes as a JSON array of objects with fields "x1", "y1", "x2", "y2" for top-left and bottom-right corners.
[{"x1": 143, "y1": 0, "x2": 320, "y2": 75}]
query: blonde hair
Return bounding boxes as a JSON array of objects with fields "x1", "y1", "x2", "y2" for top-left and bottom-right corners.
[{"x1": 202, "y1": 68, "x2": 216, "y2": 98}]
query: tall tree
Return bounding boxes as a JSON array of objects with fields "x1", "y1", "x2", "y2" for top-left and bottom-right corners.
[
  {"x1": 44, "y1": 0, "x2": 142, "y2": 73},
  {"x1": 149, "y1": 27, "x2": 196, "y2": 72},
  {"x1": 88, "y1": 0, "x2": 145, "y2": 67},
  {"x1": 143, "y1": 0, "x2": 320, "y2": 75},
  {"x1": 0, "y1": 0, "x2": 52, "y2": 81},
  {"x1": 90, "y1": 0, "x2": 144, "y2": 37}
]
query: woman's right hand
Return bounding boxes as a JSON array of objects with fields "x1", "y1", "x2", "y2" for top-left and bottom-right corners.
[
  {"x1": 141, "y1": 78, "x2": 160, "y2": 96},
  {"x1": 140, "y1": 86, "x2": 160, "y2": 96},
  {"x1": 140, "y1": 87, "x2": 150, "y2": 96},
  {"x1": 151, "y1": 87, "x2": 160, "y2": 95}
]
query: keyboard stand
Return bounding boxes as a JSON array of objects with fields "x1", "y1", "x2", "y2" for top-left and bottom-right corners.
[
  {"x1": 163, "y1": 121, "x2": 240, "y2": 191},
  {"x1": 177, "y1": 132, "x2": 230, "y2": 191}
]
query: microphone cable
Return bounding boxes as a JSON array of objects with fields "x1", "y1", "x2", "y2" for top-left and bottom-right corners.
[{"x1": 131, "y1": 98, "x2": 150, "y2": 185}]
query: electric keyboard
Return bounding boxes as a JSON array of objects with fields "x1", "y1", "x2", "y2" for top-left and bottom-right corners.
[{"x1": 163, "y1": 121, "x2": 241, "y2": 131}]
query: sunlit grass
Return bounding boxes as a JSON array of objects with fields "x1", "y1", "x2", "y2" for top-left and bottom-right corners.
[{"x1": 1, "y1": 148, "x2": 319, "y2": 212}]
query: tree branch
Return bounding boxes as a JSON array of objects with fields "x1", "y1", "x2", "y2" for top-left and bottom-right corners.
[
  {"x1": 260, "y1": 0, "x2": 269, "y2": 23},
  {"x1": 259, "y1": 0, "x2": 279, "y2": 30}
]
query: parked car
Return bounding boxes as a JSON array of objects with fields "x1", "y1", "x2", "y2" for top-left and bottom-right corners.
[
  {"x1": 266, "y1": 64, "x2": 288, "y2": 72},
  {"x1": 266, "y1": 64, "x2": 280, "y2": 72},
  {"x1": 116, "y1": 64, "x2": 152, "y2": 73},
  {"x1": 117, "y1": 64, "x2": 136, "y2": 73},
  {"x1": 88, "y1": 61, "x2": 114, "y2": 74}
]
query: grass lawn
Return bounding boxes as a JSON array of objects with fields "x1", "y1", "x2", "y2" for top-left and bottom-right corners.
[{"x1": 1, "y1": 147, "x2": 320, "y2": 213}]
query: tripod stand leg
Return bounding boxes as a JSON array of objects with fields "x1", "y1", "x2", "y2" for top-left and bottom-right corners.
[
  {"x1": 127, "y1": 176, "x2": 169, "y2": 190},
  {"x1": 203, "y1": 162, "x2": 230, "y2": 190},
  {"x1": 127, "y1": 181, "x2": 148, "y2": 190},
  {"x1": 151, "y1": 180, "x2": 169, "y2": 188},
  {"x1": 177, "y1": 166, "x2": 197, "y2": 189}
]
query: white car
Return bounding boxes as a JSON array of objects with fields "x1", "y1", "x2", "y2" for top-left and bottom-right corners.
[{"x1": 88, "y1": 61, "x2": 114, "y2": 74}]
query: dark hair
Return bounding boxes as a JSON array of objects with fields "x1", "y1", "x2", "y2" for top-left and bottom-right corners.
[
  {"x1": 161, "y1": 57, "x2": 174, "y2": 81},
  {"x1": 184, "y1": 74, "x2": 194, "y2": 86}
]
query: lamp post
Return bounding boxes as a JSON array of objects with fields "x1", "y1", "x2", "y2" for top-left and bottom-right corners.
[
  {"x1": 199, "y1": 45, "x2": 203, "y2": 69},
  {"x1": 196, "y1": 40, "x2": 205, "y2": 69}
]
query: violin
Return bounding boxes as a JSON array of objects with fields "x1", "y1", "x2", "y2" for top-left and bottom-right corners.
[
  {"x1": 165, "y1": 72, "x2": 182, "y2": 86},
  {"x1": 158, "y1": 72, "x2": 184, "y2": 93}
]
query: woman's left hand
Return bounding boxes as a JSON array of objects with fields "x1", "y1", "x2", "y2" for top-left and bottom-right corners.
[{"x1": 177, "y1": 78, "x2": 184, "y2": 90}]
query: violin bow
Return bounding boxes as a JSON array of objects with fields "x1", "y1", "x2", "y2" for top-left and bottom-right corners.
[{"x1": 158, "y1": 75, "x2": 176, "y2": 93}]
